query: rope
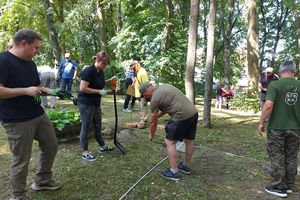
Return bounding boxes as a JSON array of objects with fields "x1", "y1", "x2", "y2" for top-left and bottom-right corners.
[
  {"x1": 118, "y1": 155, "x2": 168, "y2": 200},
  {"x1": 194, "y1": 145, "x2": 269, "y2": 165},
  {"x1": 119, "y1": 142, "x2": 184, "y2": 200},
  {"x1": 154, "y1": 132, "x2": 269, "y2": 165},
  {"x1": 119, "y1": 132, "x2": 269, "y2": 199}
]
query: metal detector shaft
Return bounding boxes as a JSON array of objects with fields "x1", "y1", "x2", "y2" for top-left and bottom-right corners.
[
  {"x1": 40, "y1": 93, "x2": 60, "y2": 97},
  {"x1": 112, "y1": 79, "x2": 126, "y2": 154}
]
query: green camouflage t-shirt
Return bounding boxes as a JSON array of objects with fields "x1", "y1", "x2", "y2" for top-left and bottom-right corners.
[
  {"x1": 266, "y1": 77, "x2": 300, "y2": 130},
  {"x1": 150, "y1": 84, "x2": 198, "y2": 121}
]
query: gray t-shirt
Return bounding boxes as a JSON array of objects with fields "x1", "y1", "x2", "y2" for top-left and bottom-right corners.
[{"x1": 150, "y1": 84, "x2": 198, "y2": 121}]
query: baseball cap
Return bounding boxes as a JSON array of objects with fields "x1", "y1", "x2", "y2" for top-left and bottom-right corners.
[
  {"x1": 65, "y1": 53, "x2": 71, "y2": 58},
  {"x1": 139, "y1": 82, "x2": 151, "y2": 97},
  {"x1": 265, "y1": 67, "x2": 273, "y2": 73}
]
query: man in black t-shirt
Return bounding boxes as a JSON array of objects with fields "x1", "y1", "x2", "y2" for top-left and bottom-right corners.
[
  {"x1": 0, "y1": 29, "x2": 62, "y2": 200},
  {"x1": 259, "y1": 67, "x2": 279, "y2": 109}
]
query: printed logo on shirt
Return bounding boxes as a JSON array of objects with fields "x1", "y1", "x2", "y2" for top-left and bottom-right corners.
[
  {"x1": 64, "y1": 62, "x2": 74, "y2": 73},
  {"x1": 285, "y1": 85, "x2": 298, "y2": 106}
]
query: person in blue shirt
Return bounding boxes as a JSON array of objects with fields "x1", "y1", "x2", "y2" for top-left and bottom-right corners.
[{"x1": 58, "y1": 52, "x2": 77, "y2": 98}]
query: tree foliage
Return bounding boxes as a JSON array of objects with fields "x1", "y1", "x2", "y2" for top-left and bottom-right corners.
[{"x1": 0, "y1": 0, "x2": 299, "y2": 92}]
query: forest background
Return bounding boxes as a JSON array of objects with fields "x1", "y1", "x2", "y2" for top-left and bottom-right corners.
[{"x1": 0, "y1": 0, "x2": 299, "y2": 124}]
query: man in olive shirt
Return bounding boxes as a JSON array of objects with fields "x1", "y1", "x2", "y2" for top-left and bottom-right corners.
[
  {"x1": 140, "y1": 83, "x2": 198, "y2": 181},
  {"x1": 259, "y1": 60, "x2": 300, "y2": 198}
]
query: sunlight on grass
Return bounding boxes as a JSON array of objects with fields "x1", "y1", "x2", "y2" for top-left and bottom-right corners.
[
  {"x1": 0, "y1": 143, "x2": 10, "y2": 155},
  {"x1": 1, "y1": 95, "x2": 298, "y2": 200}
]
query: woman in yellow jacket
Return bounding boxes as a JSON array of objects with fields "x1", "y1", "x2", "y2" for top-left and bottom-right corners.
[{"x1": 132, "y1": 57, "x2": 149, "y2": 123}]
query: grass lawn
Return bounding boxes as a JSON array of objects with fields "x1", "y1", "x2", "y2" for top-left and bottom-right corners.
[{"x1": 0, "y1": 95, "x2": 300, "y2": 200}]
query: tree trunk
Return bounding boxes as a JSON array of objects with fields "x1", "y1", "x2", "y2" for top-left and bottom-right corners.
[
  {"x1": 270, "y1": 1, "x2": 289, "y2": 68},
  {"x1": 185, "y1": 0, "x2": 200, "y2": 104},
  {"x1": 292, "y1": 0, "x2": 300, "y2": 79},
  {"x1": 247, "y1": 0, "x2": 259, "y2": 89},
  {"x1": 203, "y1": 0, "x2": 217, "y2": 128},
  {"x1": 259, "y1": 0, "x2": 268, "y2": 70},
  {"x1": 201, "y1": 0, "x2": 209, "y2": 56},
  {"x1": 178, "y1": 1, "x2": 190, "y2": 29},
  {"x1": 96, "y1": 0, "x2": 107, "y2": 51},
  {"x1": 164, "y1": 0, "x2": 175, "y2": 50},
  {"x1": 220, "y1": 0, "x2": 235, "y2": 85},
  {"x1": 117, "y1": 0, "x2": 122, "y2": 32},
  {"x1": 44, "y1": 0, "x2": 61, "y2": 61}
]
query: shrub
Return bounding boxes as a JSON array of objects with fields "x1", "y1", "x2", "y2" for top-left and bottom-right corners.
[
  {"x1": 230, "y1": 91, "x2": 260, "y2": 113},
  {"x1": 46, "y1": 108, "x2": 80, "y2": 131}
]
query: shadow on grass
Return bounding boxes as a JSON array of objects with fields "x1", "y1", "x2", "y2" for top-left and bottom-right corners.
[{"x1": 1, "y1": 95, "x2": 300, "y2": 199}]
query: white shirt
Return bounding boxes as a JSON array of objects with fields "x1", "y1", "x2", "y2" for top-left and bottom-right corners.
[{"x1": 37, "y1": 65, "x2": 54, "y2": 74}]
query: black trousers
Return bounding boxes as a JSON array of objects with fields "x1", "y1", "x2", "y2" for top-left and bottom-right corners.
[{"x1": 123, "y1": 78, "x2": 136, "y2": 109}]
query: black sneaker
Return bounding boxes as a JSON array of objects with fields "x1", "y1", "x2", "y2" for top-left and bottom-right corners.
[
  {"x1": 31, "y1": 180, "x2": 62, "y2": 191},
  {"x1": 264, "y1": 185, "x2": 287, "y2": 198},
  {"x1": 99, "y1": 146, "x2": 114, "y2": 153},
  {"x1": 285, "y1": 186, "x2": 293, "y2": 194}
]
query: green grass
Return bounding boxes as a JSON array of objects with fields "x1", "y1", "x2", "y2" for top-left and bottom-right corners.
[{"x1": 1, "y1": 96, "x2": 300, "y2": 199}]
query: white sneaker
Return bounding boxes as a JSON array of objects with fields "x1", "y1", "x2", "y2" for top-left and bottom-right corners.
[
  {"x1": 82, "y1": 152, "x2": 97, "y2": 161},
  {"x1": 123, "y1": 108, "x2": 132, "y2": 113},
  {"x1": 10, "y1": 197, "x2": 29, "y2": 200},
  {"x1": 130, "y1": 106, "x2": 138, "y2": 111}
]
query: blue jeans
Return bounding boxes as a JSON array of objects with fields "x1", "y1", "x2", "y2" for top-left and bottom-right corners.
[
  {"x1": 78, "y1": 102, "x2": 105, "y2": 151},
  {"x1": 60, "y1": 78, "x2": 73, "y2": 95}
]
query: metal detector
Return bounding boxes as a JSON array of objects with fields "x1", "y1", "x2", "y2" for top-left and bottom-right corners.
[
  {"x1": 112, "y1": 79, "x2": 126, "y2": 154},
  {"x1": 42, "y1": 91, "x2": 77, "y2": 105}
]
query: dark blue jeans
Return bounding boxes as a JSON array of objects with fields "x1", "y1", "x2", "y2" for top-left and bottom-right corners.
[
  {"x1": 78, "y1": 102, "x2": 105, "y2": 151},
  {"x1": 60, "y1": 78, "x2": 73, "y2": 95}
]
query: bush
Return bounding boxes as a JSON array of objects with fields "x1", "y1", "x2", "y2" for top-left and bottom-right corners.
[
  {"x1": 230, "y1": 91, "x2": 260, "y2": 113},
  {"x1": 195, "y1": 81, "x2": 205, "y2": 96},
  {"x1": 46, "y1": 108, "x2": 80, "y2": 131}
]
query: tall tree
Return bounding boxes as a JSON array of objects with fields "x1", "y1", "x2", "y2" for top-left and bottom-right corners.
[
  {"x1": 259, "y1": 0, "x2": 289, "y2": 69},
  {"x1": 220, "y1": 0, "x2": 235, "y2": 85},
  {"x1": 292, "y1": 0, "x2": 300, "y2": 78},
  {"x1": 117, "y1": 0, "x2": 122, "y2": 32},
  {"x1": 164, "y1": 0, "x2": 176, "y2": 50},
  {"x1": 44, "y1": 0, "x2": 61, "y2": 61},
  {"x1": 203, "y1": 0, "x2": 217, "y2": 128},
  {"x1": 258, "y1": 0, "x2": 270, "y2": 70},
  {"x1": 185, "y1": 0, "x2": 200, "y2": 103},
  {"x1": 270, "y1": 0, "x2": 289, "y2": 68},
  {"x1": 247, "y1": 0, "x2": 259, "y2": 88},
  {"x1": 96, "y1": 0, "x2": 107, "y2": 51}
]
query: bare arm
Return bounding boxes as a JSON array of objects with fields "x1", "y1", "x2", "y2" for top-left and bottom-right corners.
[
  {"x1": 131, "y1": 77, "x2": 136, "y2": 86},
  {"x1": 158, "y1": 111, "x2": 166, "y2": 118},
  {"x1": 79, "y1": 80, "x2": 100, "y2": 94},
  {"x1": 0, "y1": 84, "x2": 44, "y2": 99},
  {"x1": 149, "y1": 112, "x2": 159, "y2": 140},
  {"x1": 258, "y1": 83, "x2": 267, "y2": 91},
  {"x1": 258, "y1": 100, "x2": 274, "y2": 135},
  {"x1": 73, "y1": 69, "x2": 77, "y2": 80},
  {"x1": 105, "y1": 76, "x2": 117, "y2": 83}
]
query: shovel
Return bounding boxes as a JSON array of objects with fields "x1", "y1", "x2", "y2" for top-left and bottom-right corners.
[{"x1": 112, "y1": 79, "x2": 126, "y2": 154}]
